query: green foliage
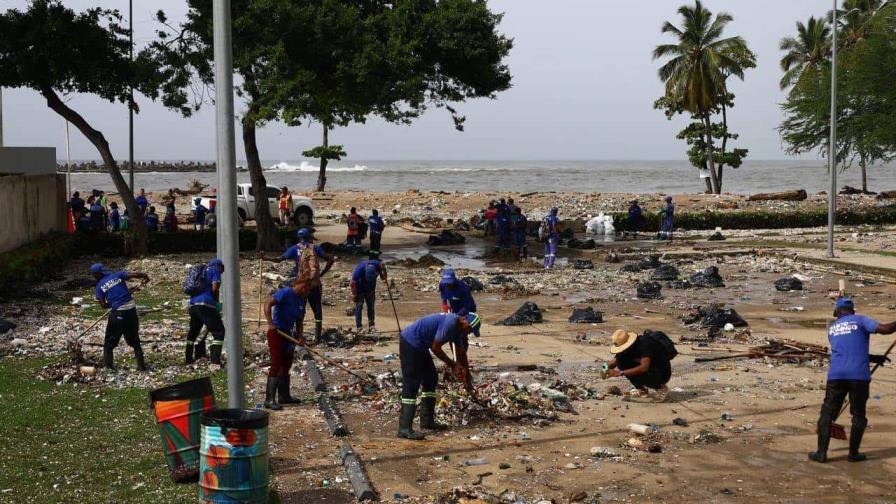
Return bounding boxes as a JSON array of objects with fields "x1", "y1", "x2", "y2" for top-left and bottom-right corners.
[
  {"x1": 301, "y1": 145, "x2": 347, "y2": 162},
  {"x1": 778, "y1": 16, "x2": 831, "y2": 90}
]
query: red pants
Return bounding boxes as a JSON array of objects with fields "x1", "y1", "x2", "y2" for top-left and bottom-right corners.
[{"x1": 267, "y1": 328, "x2": 295, "y2": 378}]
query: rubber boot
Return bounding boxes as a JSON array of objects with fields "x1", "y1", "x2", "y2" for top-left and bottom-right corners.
[
  {"x1": 397, "y1": 403, "x2": 425, "y2": 440},
  {"x1": 103, "y1": 347, "x2": 115, "y2": 370},
  {"x1": 314, "y1": 322, "x2": 323, "y2": 345},
  {"x1": 278, "y1": 375, "x2": 302, "y2": 405},
  {"x1": 808, "y1": 413, "x2": 832, "y2": 463},
  {"x1": 264, "y1": 377, "x2": 283, "y2": 411},
  {"x1": 184, "y1": 342, "x2": 195, "y2": 365},
  {"x1": 194, "y1": 339, "x2": 208, "y2": 360},
  {"x1": 848, "y1": 423, "x2": 867, "y2": 462},
  {"x1": 419, "y1": 396, "x2": 448, "y2": 431},
  {"x1": 134, "y1": 346, "x2": 147, "y2": 371},
  {"x1": 209, "y1": 344, "x2": 222, "y2": 365}
]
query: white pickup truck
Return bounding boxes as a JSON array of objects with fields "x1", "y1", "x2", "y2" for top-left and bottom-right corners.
[{"x1": 191, "y1": 184, "x2": 315, "y2": 225}]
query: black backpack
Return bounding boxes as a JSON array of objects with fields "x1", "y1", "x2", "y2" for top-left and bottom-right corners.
[
  {"x1": 183, "y1": 264, "x2": 208, "y2": 296},
  {"x1": 643, "y1": 330, "x2": 678, "y2": 361}
]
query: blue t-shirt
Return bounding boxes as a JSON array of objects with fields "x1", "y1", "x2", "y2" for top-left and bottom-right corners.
[
  {"x1": 70, "y1": 197, "x2": 85, "y2": 213},
  {"x1": 546, "y1": 215, "x2": 560, "y2": 238},
  {"x1": 190, "y1": 265, "x2": 222, "y2": 307},
  {"x1": 439, "y1": 280, "x2": 477, "y2": 316},
  {"x1": 136, "y1": 195, "x2": 148, "y2": 211},
  {"x1": 282, "y1": 242, "x2": 326, "y2": 276},
  {"x1": 95, "y1": 271, "x2": 133, "y2": 310},
  {"x1": 368, "y1": 215, "x2": 384, "y2": 234},
  {"x1": 272, "y1": 287, "x2": 307, "y2": 331},
  {"x1": 109, "y1": 209, "x2": 120, "y2": 231},
  {"x1": 401, "y1": 313, "x2": 462, "y2": 352},
  {"x1": 828, "y1": 314, "x2": 879, "y2": 381},
  {"x1": 352, "y1": 259, "x2": 383, "y2": 294},
  {"x1": 146, "y1": 213, "x2": 159, "y2": 231},
  {"x1": 194, "y1": 205, "x2": 208, "y2": 224}
]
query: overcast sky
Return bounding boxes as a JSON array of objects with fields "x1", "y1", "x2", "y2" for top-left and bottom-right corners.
[{"x1": 1, "y1": 0, "x2": 828, "y2": 161}]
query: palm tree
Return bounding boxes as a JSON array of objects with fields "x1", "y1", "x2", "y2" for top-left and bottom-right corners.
[
  {"x1": 653, "y1": 1, "x2": 750, "y2": 194},
  {"x1": 837, "y1": 0, "x2": 883, "y2": 48},
  {"x1": 779, "y1": 17, "x2": 831, "y2": 90}
]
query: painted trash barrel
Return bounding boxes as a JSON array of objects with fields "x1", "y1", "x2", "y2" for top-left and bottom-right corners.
[
  {"x1": 199, "y1": 409, "x2": 270, "y2": 503},
  {"x1": 149, "y1": 377, "x2": 216, "y2": 482}
]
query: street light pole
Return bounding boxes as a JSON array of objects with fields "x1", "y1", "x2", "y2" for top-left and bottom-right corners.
[
  {"x1": 826, "y1": 0, "x2": 838, "y2": 258},
  {"x1": 213, "y1": 0, "x2": 245, "y2": 408},
  {"x1": 128, "y1": 0, "x2": 135, "y2": 192}
]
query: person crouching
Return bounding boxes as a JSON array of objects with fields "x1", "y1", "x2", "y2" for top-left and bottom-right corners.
[
  {"x1": 263, "y1": 279, "x2": 313, "y2": 410},
  {"x1": 605, "y1": 329, "x2": 672, "y2": 401}
]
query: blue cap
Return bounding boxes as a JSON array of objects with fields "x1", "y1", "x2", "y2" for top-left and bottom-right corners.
[
  {"x1": 835, "y1": 297, "x2": 854, "y2": 310},
  {"x1": 297, "y1": 228, "x2": 311, "y2": 240},
  {"x1": 665, "y1": 195, "x2": 673, "y2": 202},
  {"x1": 208, "y1": 258, "x2": 223, "y2": 268},
  {"x1": 466, "y1": 312, "x2": 482, "y2": 337},
  {"x1": 551, "y1": 207, "x2": 559, "y2": 214},
  {"x1": 89, "y1": 263, "x2": 106, "y2": 274},
  {"x1": 442, "y1": 268, "x2": 456, "y2": 281}
]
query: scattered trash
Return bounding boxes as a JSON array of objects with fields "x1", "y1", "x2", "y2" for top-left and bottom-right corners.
[
  {"x1": 707, "y1": 231, "x2": 726, "y2": 241},
  {"x1": 427, "y1": 230, "x2": 466, "y2": 246},
  {"x1": 464, "y1": 458, "x2": 488, "y2": 466},
  {"x1": 626, "y1": 438, "x2": 645, "y2": 450},
  {"x1": 498, "y1": 462, "x2": 511, "y2": 470},
  {"x1": 606, "y1": 385, "x2": 622, "y2": 396},
  {"x1": 774, "y1": 277, "x2": 803, "y2": 291},
  {"x1": 589, "y1": 446, "x2": 617, "y2": 458},
  {"x1": 461, "y1": 276, "x2": 484, "y2": 292},
  {"x1": 689, "y1": 266, "x2": 725, "y2": 288},
  {"x1": 393, "y1": 253, "x2": 446, "y2": 268},
  {"x1": 691, "y1": 430, "x2": 723, "y2": 444},
  {"x1": 636, "y1": 281, "x2": 662, "y2": 299},
  {"x1": 568, "y1": 307, "x2": 603, "y2": 324},
  {"x1": 666, "y1": 279, "x2": 692, "y2": 289},
  {"x1": 721, "y1": 412, "x2": 733, "y2": 421},
  {"x1": 573, "y1": 259, "x2": 594, "y2": 270},
  {"x1": 628, "y1": 423, "x2": 659, "y2": 435},
  {"x1": 383, "y1": 353, "x2": 398, "y2": 362},
  {"x1": 650, "y1": 265, "x2": 679, "y2": 281},
  {"x1": 723, "y1": 323, "x2": 735, "y2": 332},
  {"x1": 672, "y1": 417, "x2": 689, "y2": 427},
  {"x1": 638, "y1": 255, "x2": 661, "y2": 270},
  {"x1": 0, "y1": 319, "x2": 16, "y2": 335},
  {"x1": 497, "y1": 302, "x2": 543, "y2": 326}
]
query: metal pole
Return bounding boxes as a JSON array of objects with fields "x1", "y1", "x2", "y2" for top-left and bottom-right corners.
[
  {"x1": 213, "y1": 0, "x2": 245, "y2": 408},
  {"x1": 827, "y1": 0, "x2": 838, "y2": 258},
  {"x1": 65, "y1": 121, "x2": 71, "y2": 197},
  {"x1": 0, "y1": 87, "x2": 4, "y2": 147},
  {"x1": 128, "y1": 0, "x2": 135, "y2": 192}
]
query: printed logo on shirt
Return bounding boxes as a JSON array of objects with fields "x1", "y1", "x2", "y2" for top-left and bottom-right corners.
[
  {"x1": 100, "y1": 277, "x2": 122, "y2": 294},
  {"x1": 829, "y1": 321, "x2": 859, "y2": 337}
]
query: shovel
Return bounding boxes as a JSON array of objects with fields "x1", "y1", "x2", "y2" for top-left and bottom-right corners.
[
  {"x1": 275, "y1": 329, "x2": 375, "y2": 385},
  {"x1": 829, "y1": 339, "x2": 895, "y2": 440}
]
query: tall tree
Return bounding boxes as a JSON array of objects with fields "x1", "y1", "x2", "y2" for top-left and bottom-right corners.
[
  {"x1": 0, "y1": 0, "x2": 167, "y2": 255},
  {"x1": 278, "y1": 0, "x2": 513, "y2": 191},
  {"x1": 778, "y1": 16, "x2": 831, "y2": 90},
  {"x1": 653, "y1": 1, "x2": 752, "y2": 194},
  {"x1": 155, "y1": 0, "x2": 289, "y2": 251}
]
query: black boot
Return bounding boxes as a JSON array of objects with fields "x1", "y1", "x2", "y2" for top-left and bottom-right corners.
[
  {"x1": 397, "y1": 402, "x2": 425, "y2": 440},
  {"x1": 264, "y1": 377, "x2": 282, "y2": 411},
  {"x1": 809, "y1": 414, "x2": 832, "y2": 463},
  {"x1": 419, "y1": 396, "x2": 448, "y2": 431},
  {"x1": 278, "y1": 375, "x2": 301, "y2": 405},
  {"x1": 103, "y1": 347, "x2": 115, "y2": 370},
  {"x1": 209, "y1": 344, "x2": 222, "y2": 365},
  {"x1": 194, "y1": 339, "x2": 208, "y2": 360},
  {"x1": 185, "y1": 342, "x2": 195, "y2": 365},
  {"x1": 134, "y1": 346, "x2": 147, "y2": 371},
  {"x1": 313, "y1": 322, "x2": 323, "y2": 345},
  {"x1": 848, "y1": 422, "x2": 867, "y2": 462}
]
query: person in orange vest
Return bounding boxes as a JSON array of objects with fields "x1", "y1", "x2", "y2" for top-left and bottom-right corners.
[
  {"x1": 346, "y1": 207, "x2": 364, "y2": 251},
  {"x1": 278, "y1": 186, "x2": 293, "y2": 226}
]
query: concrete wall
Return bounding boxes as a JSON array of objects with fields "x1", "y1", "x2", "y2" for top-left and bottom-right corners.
[
  {"x1": 0, "y1": 173, "x2": 67, "y2": 253},
  {"x1": 0, "y1": 147, "x2": 57, "y2": 175}
]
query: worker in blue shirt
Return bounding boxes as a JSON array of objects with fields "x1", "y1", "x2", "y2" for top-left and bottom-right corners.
[
  {"x1": 368, "y1": 209, "x2": 385, "y2": 253},
  {"x1": 89, "y1": 197, "x2": 105, "y2": 231},
  {"x1": 70, "y1": 191, "x2": 86, "y2": 221},
  {"x1": 262, "y1": 227, "x2": 335, "y2": 343},
  {"x1": 193, "y1": 198, "x2": 208, "y2": 231},
  {"x1": 263, "y1": 279, "x2": 313, "y2": 410},
  {"x1": 135, "y1": 188, "x2": 148, "y2": 216},
  {"x1": 809, "y1": 298, "x2": 896, "y2": 464},
  {"x1": 495, "y1": 198, "x2": 510, "y2": 249},
  {"x1": 659, "y1": 196, "x2": 675, "y2": 241},
  {"x1": 185, "y1": 258, "x2": 226, "y2": 365},
  {"x1": 92, "y1": 263, "x2": 150, "y2": 370},
  {"x1": 397, "y1": 312, "x2": 482, "y2": 440},
  {"x1": 511, "y1": 207, "x2": 528, "y2": 260},
  {"x1": 439, "y1": 268, "x2": 477, "y2": 318},
  {"x1": 351, "y1": 251, "x2": 387, "y2": 331},
  {"x1": 145, "y1": 206, "x2": 160, "y2": 232},
  {"x1": 108, "y1": 202, "x2": 121, "y2": 232},
  {"x1": 544, "y1": 207, "x2": 560, "y2": 269}
]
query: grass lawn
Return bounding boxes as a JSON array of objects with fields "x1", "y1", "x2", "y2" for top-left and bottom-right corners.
[{"x1": 0, "y1": 356, "x2": 269, "y2": 503}]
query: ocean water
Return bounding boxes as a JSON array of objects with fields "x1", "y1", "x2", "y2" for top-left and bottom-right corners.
[{"x1": 67, "y1": 159, "x2": 896, "y2": 195}]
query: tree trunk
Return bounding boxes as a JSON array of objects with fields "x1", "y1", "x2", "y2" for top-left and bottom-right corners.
[
  {"x1": 718, "y1": 102, "x2": 728, "y2": 191},
  {"x1": 703, "y1": 175, "x2": 713, "y2": 193},
  {"x1": 42, "y1": 87, "x2": 148, "y2": 256},
  {"x1": 316, "y1": 125, "x2": 329, "y2": 192},
  {"x1": 241, "y1": 115, "x2": 282, "y2": 252},
  {"x1": 702, "y1": 113, "x2": 720, "y2": 194},
  {"x1": 860, "y1": 158, "x2": 868, "y2": 193}
]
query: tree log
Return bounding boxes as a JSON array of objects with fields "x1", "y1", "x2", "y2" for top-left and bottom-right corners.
[{"x1": 747, "y1": 189, "x2": 807, "y2": 201}]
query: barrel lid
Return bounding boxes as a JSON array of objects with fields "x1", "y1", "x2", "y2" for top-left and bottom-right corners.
[
  {"x1": 201, "y1": 408, "x2": 269, "y2": 429},
  {"x1": 149, "y1": 377, "x2": 214, "y2": 403}
]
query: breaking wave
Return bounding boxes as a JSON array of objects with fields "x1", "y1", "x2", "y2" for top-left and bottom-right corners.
[{"x1": 266, "y1": 161, "x2": 367, "y2": 173}]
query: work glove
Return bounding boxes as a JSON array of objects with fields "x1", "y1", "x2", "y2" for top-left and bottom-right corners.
[
  {"x1": 869, "y1": 354, "x2": 891, "y2": 366},
  {"x1": 215, "y1": 302, "x2": 223, "y2": 314}
]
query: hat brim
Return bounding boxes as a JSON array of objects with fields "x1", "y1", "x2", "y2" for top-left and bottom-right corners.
[{"x1": 610, "y1": 332, "x2": 638, "y2": 354}]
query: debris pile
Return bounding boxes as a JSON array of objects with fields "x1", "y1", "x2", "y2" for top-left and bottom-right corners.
[
  {"x1": 393, "y1": 253, "x2": 446, "y2": 268},
  {"x1": 568, "y1": 307, "x2": 603, "y2": 324},
  {"x1": 689, "y1": 266, "x2": 725, "y2": 288},
  {"x1": 427, "y1": 230, "x2": 466, "y2": 246},
  {"x1": 696, "y1": 338, "x2": 828, "y2": 364},
  {"x1": 497, "y1": 302, "x2": 543, "y2": 326},
  {"x1": 573, "y1": 259, "x2": 594, "y2": 270},
  {"x1": 774, "y1": 277, "x2": 803, "y2": 291},
  {"x1": 650, "y1": 264, "x2": 679, "y2": 281},
  {"x1": 707, "y1": 231, "x2": 726, "y2": 241},
  {"x1": 462, "y1": 276, "x2": 484, "y2": 291},
  {"x1": 682, "y1": 304, "x2": 748, "y2": 337},
  {"x1": 636, "y1": 281, "x2": 662, "y2": 299}
]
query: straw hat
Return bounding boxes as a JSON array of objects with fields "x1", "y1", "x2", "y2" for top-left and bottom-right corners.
[{"x1": 610, "y1": 329, "x2": 639, "y2": 354}]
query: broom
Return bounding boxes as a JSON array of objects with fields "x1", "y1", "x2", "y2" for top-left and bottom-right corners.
[{"x1": 829, "y1": 340, "x2": 895, "y2": 440}]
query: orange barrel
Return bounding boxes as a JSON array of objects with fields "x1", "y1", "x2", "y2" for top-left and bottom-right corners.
[
  {"x1": 199, "y1": 409, "x2": 270, "y2": 503},
  {"x1": 149, "y1": 377, "x2": 216, "y2": 482}
]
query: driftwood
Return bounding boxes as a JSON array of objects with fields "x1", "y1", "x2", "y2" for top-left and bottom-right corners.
[
  {"x1": 695, "y1": 338, "x2": 828, "y2": 363},
  {"x1": 747, "y1": 189, "x2": 808, "y2": 202},
  {"x1": 877, "y1": 190, "x2": 896, "y2": 199}
]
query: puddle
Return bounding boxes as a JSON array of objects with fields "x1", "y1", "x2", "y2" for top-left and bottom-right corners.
[
  {"x1": 767, "y1": 317, "x2": 829, "y2": 329},
  {"x1": 382, "y1": 242, "x2": 490, "y2": 270}
]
